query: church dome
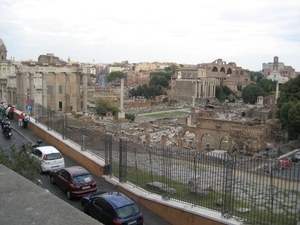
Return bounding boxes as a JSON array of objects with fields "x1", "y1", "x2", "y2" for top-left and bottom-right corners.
[
  {"x1": 0, "y1": 38, "x2": 4, "y2": 46},
  {"x1": 0, "y1": 38, "x2": 8, "y2": 61}
]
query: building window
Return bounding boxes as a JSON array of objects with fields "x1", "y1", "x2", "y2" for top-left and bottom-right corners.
[
  {"x1": 59, "y1": 86, "x2": 62, "y2": 94},
  {"x1": 47, "y1": 86, "x2": 53, "y2": 94}
]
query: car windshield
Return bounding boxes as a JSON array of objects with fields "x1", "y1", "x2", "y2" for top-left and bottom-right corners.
[
  {"x1": 45, "y1": 153, "x2": 61, "y2": 160},
  {"x1": 115, "y1": 204, "x2": 139, "y2": 219},
  {"x1": 73, "y1": 174, "x2": 93, "y2": 184}
]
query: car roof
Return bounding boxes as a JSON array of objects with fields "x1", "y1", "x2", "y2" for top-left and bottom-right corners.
[
  {"x1": 98, "y1": 192, "x2": 135, "y2": 209},
  {"x1": 63, "y1": 166, "x2": 90, "y2": 176},
  {"x1": 34, "y1": 146, "x2": 60, "y2": 154}
]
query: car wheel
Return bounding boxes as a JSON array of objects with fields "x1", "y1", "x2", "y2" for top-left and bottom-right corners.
[
  {"x1": 83, "y1": 203, "x2": 89, "y2": 214},
  {"x1": 66, "y1": 190, "x2": 72, "y2": 200},
  {"x1": 50, "y1": 176, "x2": 55, "y2": 184}
]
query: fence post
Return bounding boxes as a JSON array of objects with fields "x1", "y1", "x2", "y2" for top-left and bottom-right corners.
[
  {"x1": 47, "y1": 107, "x2": 50, "y2": 130},
  {"x1": 104, "y1": 134, "x2": 112, "y2": 176},
  {"x1": 35, "y1": 103, "x2": 39, "y2": 123},
  {"x1": 221, "y1": 153, "x2": 235, "y2": 219},
  {"x1": 81, "y1": 121, "x2": 86, "y2": 151},
  {"x1": 119, "y1": 138, "x2": 127, "y2": 183}
]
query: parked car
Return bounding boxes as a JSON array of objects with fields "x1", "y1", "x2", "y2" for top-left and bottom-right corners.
[
  {"x1": 295, "y1": 151, "x2": 300, "y2": 160},
  {"x1": 276, "y1": 158, "x2": 292, "y2": 169},
  {"x1": 31, "y1": 146, "x2": 65, "y2": 172},
  {"x1": 49, "y1": 166, "x2": 97, "y2": 199},
  {"x1": 286, "y1": 155, "x2": 299, "y2": 163},
  {"x1": 81, "y1": 191, "x2": 144, "y2": 225}
]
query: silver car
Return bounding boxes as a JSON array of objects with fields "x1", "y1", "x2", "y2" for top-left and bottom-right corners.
[{"x1": 295, "y1": 151, "x2": 300, "y2": 160}]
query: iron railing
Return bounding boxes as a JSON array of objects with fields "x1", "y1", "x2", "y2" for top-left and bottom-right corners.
[{"x1": 33, "y1": 104, "x2": 300, "y2": 225}]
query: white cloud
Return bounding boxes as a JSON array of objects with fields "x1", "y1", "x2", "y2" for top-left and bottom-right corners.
[{"x1": 1, "y1": 0, "x2": 300, "y2": 70}]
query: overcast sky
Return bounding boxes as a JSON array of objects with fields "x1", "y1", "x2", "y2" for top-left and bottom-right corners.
[{"x1": 1, "y1": 0, "x2": 299, "y2": 71}]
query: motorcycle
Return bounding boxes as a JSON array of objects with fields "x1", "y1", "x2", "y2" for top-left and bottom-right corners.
[
  {"x1": 21, "y1": 139, "x2": 43, "y2": 152},
  {"x1": 1, "y1": 119, "x2": 12, "y2": 139}
]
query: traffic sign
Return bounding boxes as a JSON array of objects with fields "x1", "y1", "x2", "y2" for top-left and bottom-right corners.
[
  {"x1": 26, "y1": 99, "x2": 32, "y2": 105},
  {"x1": 26, "y1": 104, "x2": 32, "y2": 111}
]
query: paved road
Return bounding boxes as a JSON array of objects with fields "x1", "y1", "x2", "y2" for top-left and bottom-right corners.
[{"x1": 1, "y1": 118, "x2": 171, "y2": 225}]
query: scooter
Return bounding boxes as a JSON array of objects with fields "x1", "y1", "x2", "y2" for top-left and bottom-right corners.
[
  {"x1": 21, "y1": 139, "x2": 43, "y2": 152},
  {"x1": 2, "y1": 119, "x2": 12, "y2": 139}
]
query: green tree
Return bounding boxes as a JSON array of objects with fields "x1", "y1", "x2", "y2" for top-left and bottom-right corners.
[
  {"x1": 0, "y1": 144, "x2": 41, "y2": 182},
  {"x1": 95, "y1": 98, "x2": 119, "y2": 116},
  {"x1": 107, "y1": 71, "x2": 124, "y2": 82},
  {"x1": 215, "y1": 85, "x2": 233, "y2": 102},
  {"x1": 245, "y1": 70, "x2": 263, "y2": 82},
  {"x1": 277, "y1": 75, "x2": 300, "y2": 109},
  {"x1": 277, "y1": 76, "x2": 300, "y2": 140},
  {"x1": 128, "y1": 84, "x2": 166, "y2": 99},
  {"x1": 89, "y1": 74, "x2": 96, "y2": 78},
  {"x1": 125, "y1": 113, "x2": 135, "y2": 122},
  {"x1": 242, "y1": 84, "x2": 265, "y2": 104},
  {"x1": 257, "y1": 79, "x2": 276, "y2": 95},
  {"x1": 149, "y1": 76, "x2": 169, "y2": 88},
  {"x1": 287, "y1": 102, "x2": 300, "y2": 140}
]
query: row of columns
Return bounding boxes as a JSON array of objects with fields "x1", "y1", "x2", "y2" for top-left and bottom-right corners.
[
  {"x1": 16, "y1": 71, "x2": 88, "y2": 114},
  {"x1": 194, "y1": 79, "x2": 218, "y2": 98}
]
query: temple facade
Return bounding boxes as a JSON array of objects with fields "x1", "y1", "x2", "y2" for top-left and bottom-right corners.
[
  {"x1": 171, "y1": 59, "x2": 252, "y2": 103},
  {"x1": 1, "y1": 38, "x2": 89, "y2": 114}
]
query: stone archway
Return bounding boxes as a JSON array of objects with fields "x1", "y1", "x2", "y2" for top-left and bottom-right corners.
[
  {"x1": 178, "y1": 117, "x2": 266, "y2": 154},
  {"x1": 178, "y1": 118, "x2": 236, "y2": 150}
]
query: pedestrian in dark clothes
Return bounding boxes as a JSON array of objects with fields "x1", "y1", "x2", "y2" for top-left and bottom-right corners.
[{"x1": 23, "y1": 114, "x2": 29, "y2": 128}]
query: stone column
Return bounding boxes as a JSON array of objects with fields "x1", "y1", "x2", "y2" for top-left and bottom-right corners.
[
  {"x1": 22, "y1": 71, "x2": 28, "y2": 111},
  {"x1": 213, "y1": 82, "x2": 216, "y2": 97},
  {"x1": 0, "y1": 84, "x2": 2, "y2": 100},
  {"x1": 16, "y1": 72, "x2": 21, "y2": 110},
  {"x1": 82, "y1": 73, "x2": 88, "y2": 113},
  {"x1": 120, "y1": 78, "x2": 124, "y2": 111},
  {"x1": 275, "y1": 82, "x2": 279, "y2": 104},
  {"x1": 29, "y1": 72, "x2": 34, "y2": 102},
  {"x1": 42, "y1": 72, "x2": 47, "y2": 108},
  {"x1": 10, "y1": 90, "x2": 13, "y2": 104},
  {"x1": 76, "y1": 71, "x2": 81, "y2": 112},
  {"x1": 203, "y1": 81, "x2": 207, "y2": 98},
  {"x1": 65, "y1": 72, "x2": 71, "y2": 113},
  {"x1": 195, "y1": 140, "x2": 201, "y2": 151},
  {"x1": 53, "y1": 72, "x2": 59, "y2": 112},
  {"x1": 118, "y1": 78, "x2": 125, "y2": 119}
]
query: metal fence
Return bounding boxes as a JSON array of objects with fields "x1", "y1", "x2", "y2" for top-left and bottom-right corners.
[{"x1": 34, "y1": 104, "x2": 300, "y2": 225}]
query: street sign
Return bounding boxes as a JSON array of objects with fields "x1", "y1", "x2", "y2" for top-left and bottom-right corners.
[
  {"x1": 26, "y1": 104, "x2": 32, "y2": 111},
  {"x1": 26, "y1": 99, "x2": 32, "y2": 105}
]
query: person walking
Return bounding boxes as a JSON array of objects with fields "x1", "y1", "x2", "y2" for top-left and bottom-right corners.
[
  {"x1": 5, "y1": 105, "x2": 10, "y2": 119},
  {"x1": 9, "y1": 105, "x2": 15, "y2": 120},
  {"x1": 23, "y1": 114, "x2": 29, "y2": 128},
  {"x1": 18, "y1": 112, "x2": 24, "y2": 128}
]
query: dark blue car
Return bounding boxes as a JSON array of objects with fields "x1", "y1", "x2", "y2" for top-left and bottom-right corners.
[{"x1": 81, "y1": 191, "x2": 144, "y2": 225}]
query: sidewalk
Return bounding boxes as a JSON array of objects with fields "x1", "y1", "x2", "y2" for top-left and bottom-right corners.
[{"x1": 10, "y1": 116, "x2": 51, "y2": 146}]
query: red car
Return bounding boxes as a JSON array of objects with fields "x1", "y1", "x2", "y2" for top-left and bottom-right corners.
[
  {"x1": 49, "y1": 166, "x2": 97, "y2": 199},
  {"x1": 276, "y1": 159, "x2": 292, "y2": 169}
]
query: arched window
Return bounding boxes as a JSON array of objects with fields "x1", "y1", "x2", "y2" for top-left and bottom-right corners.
[{"x1": 227, "y1": 68, "x2": 232, "y2": 75}]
